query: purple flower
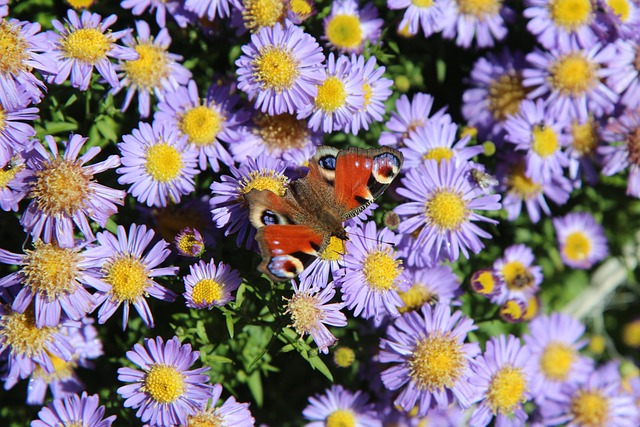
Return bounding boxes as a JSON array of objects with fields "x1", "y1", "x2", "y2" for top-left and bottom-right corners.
[
  {"x1": 298, "y1": 236, "x2": 346, "y2": 288},
  {"x1": 82, "y1": 224, "x2": 178, "y2": 329},
  {"x1": 230, "y1": 0, "x2": 289, "y2": 34},
  {"x1": 184, "y1": 0, "x2": 233, "y2": 20},
  {"x1": 386, "y1": 0, "x2": 452, "y2": 37},
  {"x1": 553, "y1": 212, "x2": 608, "y2": 269},
  {"x1": 323, "y1": 0, "x2": 383, "y2": 54},
  {"x1": 379, "y1": 303, "x2": 480, "y2": 416},
  {"x1": 566, "y1": 116, "x2": 600, "y2": 186},
  {"x1": 602, "y1": 39, "x2": 640, "y2": 110},
  {"x1": 442, "y1": 0, "x2": 513, "y2": 48},
  {"x1": 599, "y1": 108, "x2": 640, "y2": 198},
  {"x1": 303, "y1": 385, "x2": 381, "y2": 427},
  {"x1": 111, "y1": 20, "x2": 192, "y2": 118},
  {"x1": 120, "y1": 0, "x2": 181, "y2": 27},
  {"x1": 398, "y1": 265, "x2": 462, "y2": 313},
  {"x1": 174, "y1": 227, "x2": 206, "y2": 257},
  {"x1": 491, "y1": 244, "x2": 543, "y2": 305},
  {"x1": 117, "y1": 120, "x2": 199, "y2": 207},
  {"x1": 117, "y1": 336, "x2": 212, "y2": 427},
  {"x1": 31, "y1": 392, "x2": 116, "y2": 427},
  {"x1": 0, "y1": 80, "x2": 39, "y2": 164},
  {"x1": 395, "y1": 159, "x2": 502, "y2": 263},
  {"x1": 523, "y1": 0, "x2": 598, "y2": 49},
  {"x1": 183, "y1": 259, "x2": 242, "y2": 309},
  {"x1": 0, "y1": 0, "x2": 7, "y2": 18},
  {"x1": 236, "y1": 23, "x2": 325, "y2": 116},
  {"x1": 17, "y1": 134, "x2": 124, "y2": 246},
  {"x1": 186, "y1": 383, "x2": 255, "y2": 426},
  {"x1": 0, "y1": 153, "x2": 28, "y2": 212}
]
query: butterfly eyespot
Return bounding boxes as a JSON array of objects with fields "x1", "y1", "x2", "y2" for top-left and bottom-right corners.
[
  {"x1": 268, "y1": 255, "x2": 305, "y2": 279},
  {"x1": 261, "y1": 210, "x2": 279, "y2": 225},
  {"x1": 318, "y1": 155, "x2": 337, "y2": 171},
  {"x1": 373, "y1": 153, "x2": 402, "y2": 184}
]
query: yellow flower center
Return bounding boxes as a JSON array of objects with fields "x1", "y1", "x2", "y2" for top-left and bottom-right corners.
[
  {"x1": 30, "y1": 157, "x2": 92, "y2": 217},
  {"x1": 242, "y1": 0, "x2": 286, "y2": 31},
  {"x1": 423, "y1": 147, "x2": 454, "y2": 163},
  {"x1": 253, "y1": 113, "x2": 310, "y2": 151},
  {"x1": 326, "y1": 15, "x2": 363, "y2": 50},
  {"x1": 563, "y1": 231, "x2": 592, "y2": 263},
  {"x1": 500, "y1": 300, "x2": 525, "y2": 322},
  {"x1": 472, "y1": 270, "x2": 497, "y2": 295},
  {"x1": 551, "y1": 54, "x2": 597, "y2": 95},
  {"x1": 409, "y1": 334, "x2": 466, "y2": 390},
  {"x1": 319, "y1": 236, "x2": 346, "y2": 261},
  {"x1": 488, "y1": 71, "x2": 528, "y2": 122},
  {"x1": 23, "y1": 241, "x2": 80, "y2": 302},
  {"x1": 188, "y1": 413, "x2": 224, "y2": 427},
  {"x1": 362, "y1": 248, "x2": 402, "y2": 292},
  {"x1": 123, "y1": 42, "x2": 169, "y2": 89},
  {"x1": 531, "y1": 125, "x2": 559, "y2": 158},
  {"x1": 507, "y1": 162, "x2": 541, "y2": 200},
  {"x1": 362, "y1": 82, "x2": 372, "y2": 107},
  {"x1": 549, "y1": 0, "x2": 593, "y2": 30},
  {"x1": 180, "y1": 105, "x2": 223, "y2": 147},
  {"x1": 571, "y1": 119, "x2": 597, "y2": 155},
  {"x1": 103, "y1": 255, "x2": 149, "y2": 303},
  {"x1": 145, "y1": 143, "x2": 183, "y2": 183},
  {"x1": 571, "y1": 390, "x2": 609, "y2": 427},
  {"x1": 0, "y1": 159, "x2": 23, "y2": 189},
  {"x1": 623, "y1": 321, "x2": 640, "y2": 347},
  {"x1": 0, "y1": 21, "x2": 31, "y2": 76},
  {"x1": 540, "y1": 342, "x2": 576, "y2": 382},
  {"x1": 144, "y1": 364, "x2": 185, "y2": 404},
  {"x1": 326, "y1": 410, "x2": 356, "y2": 427},
  {"x1": 333, "y1": 346, "x2": 356, "y2": 368},
  {"x1": 501, "y1": 261, "x2": 534, "y2": 290},
  {"x1": 523, "y1": 296, "x2": 539, "y2": 321},
  {"x1": 176, "y1": 232, "x2": 203, "y2": 256},
  {"x1": 60, "y1": 27, "x2": 110, "y2": 64},
  {"x1": 607, "y1": 0, "x2": 631, "y2": 21},
  {"x1": 487, "y1": 366, "x2": 527, "y2": 415},
  {"x1": 66, "y1": 0, "x2": 96, "y2": 9},
  {"x1": 239, "y1": 170, "x2": 288, "y2": 197},
  {"x1": 252, "y1": 47, "x2": 298, "y2": 93},
  {"x1": 191, "y1": 278, "x2": 223, "y2": 305},
  {"x1": 287, "y1": 293, "x2": 321, "y2": 335},
  {"x1": 0, "y1": 309, "x2": 56, "y2": 357},
  {"x1": 32, "y1": 352, "x2": 75, "y2": 382},
  {"x1": 290, "y1": 0, "x2": 312, "y2": 17},
  {"x1": 588, "y1": 335, "x2": 606, "y2": 354},
  {"x1": 315, "y1": 76, "x2": 348, "y2": 113},
  {"x1": 457, "y1": 0, "x2": 502, "y2": 17},
  {"x1": 399, "y1": 283, "x2": 434, "y2": 313},
  {"x1": 626, "y1": 126, "x2": 640, "y2": 166},
  {"x1": 412, "y1": 0, "x2": 434, "y2": 7},
  {"x1": 426, "y1": 190, "x2": 468, "y2": 231}
]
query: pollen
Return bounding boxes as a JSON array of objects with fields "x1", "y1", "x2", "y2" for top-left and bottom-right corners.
[
  {"x1": 471, "y1": 269, "x2": 497, "y2": 295},
  {"x1": 333, "y1": 346, "x2": 356, "y2": 368},
  {"x1": 32, "y1": 353, "x2": 75, "y2": 382},
  {"x1": 458, "y1": 0, "x2": 502, "y2": 16},
  {"x1": 426, "y1": 190, "x2": 468, "y2": 231},
  {"x1": 488, "y1": 71, "x2": 528, "y2": 121},
  {"x1": 549, "y1": 0, "x2": 593, "y2": 30},
  {"x1": 145, "y1": 143, "x2": 183, "y2": 183},
  {"x1": 540, "y1": 342, "x2": 575, "y2": 381},
  {"x1": 412, "y1": 0, "x2": 434, "y2": 7},
  {"x1": 242, "y1": 0, "x2": 286, "y2": 31},
  {"x1": 501, "y1": 261, "x2": 533, "y2": 290},
  {"x1": 563, "y1": 231, "x2": 592, "y2": 262},
  {"x1": 0, "y1": 159, "x2": 23, "y2": 189},
  {"x1": 551, "y1": 54, "x2": 597, "y2": 95},
  {"x1": 607, "y1": 0, "x2": 631, "y2": 21},
  {"x1": 123, "y1": 42, "x2": 169, "y2": 89},
  {"x1": 29, "y1": 157, "x2": 92, "y2": 217},
  {"x1": 507, "y1": 162, "x2": 541, "y2": 200},
  {"x1": 22, "y1": 241, "x2": 81, "y2": 302},
  {"x1": 500, "y1": 300, "x2": 525, "y2": 323},
  {"x1": 287, "y1": 293, "x2": 322, "y2": 336},
  {"x1": 60, "y1": 27, "x2": 110, "y2": 64},
  {"x1": 191, "y1": 278, "x2": 223, "y2": 305},
  {"x1": 362, "y1": 247, "x2": 402, "y2": 292},
  {"x1": 362, "y1": 83, "x2": 372, "y2": 107},
  {"x1": 409, "y1": 334, "x2": 466, "y2": 390},
  {"x1": 180, "y1": 105, "x2": 223, "y2": 147},
  {"x1": 399, "y1": 283, "x2": 434, "y2": 313},
  {"x1": 571, "y1": 119, "x2": 597, "y2": 156},
  {"x1": 0, "y1": 309, "x2": 56, "y2": 357},
  {"x1": 103, "y1": 255, "x2": 149, "y2": 303},
  {"x1": 326, "y1": 15, "x2": 363, "y2": 51},
  {"x1": 143, "y1": 364, "x2": 185, "y2": 404},
  {"x1": 315, "y1": 76, "x2": 347, "y2": 113},
  {"x1": 252, "y1": 113, "x2": 310, "y2": 151},
  {"x1": 239, "y1": 170, "x2": 289, "y2": 197},
  {"x1": 0, "y1": 20, "x2": 30, "y2": 76},
  {"x1": 290, "y1": 0, "x2": 313, "y2": 18},
  {"x1": 252, "y1": 46, "x2": 299, "y2": 93},
  {"x1": 531, "y1": 125, "x2": 559, "y2": 158},
  {"x1": 188, "y1": 413, "x2": 224, "y2": 427},
  {"x1": 423, "y1": 147, "x2": 454, "y2": 163},
  {"x1": 486, "y1": 366, "x2": 527, "y2": 415},
  {"x1": 326, "y1": 409, "x2": 356, "y2": 427},
  {"x1": 67, "y1": 0, "x2": 96, "y2": 9},
  {"x1": 570, "y1": 390, "x2": 609, "y2": 426},
  {"x1": 320, "y1": 236, "x2": 346, "y2": 262}
]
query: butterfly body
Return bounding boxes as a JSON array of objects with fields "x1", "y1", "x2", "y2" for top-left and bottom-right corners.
[{"x1": 246, "y1": 146, "x2": 404, "y2": 281}]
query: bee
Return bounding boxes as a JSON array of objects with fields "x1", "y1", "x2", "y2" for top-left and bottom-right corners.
[{"x1": 470, "y1": 168, "x2": 499, "y2": 194}]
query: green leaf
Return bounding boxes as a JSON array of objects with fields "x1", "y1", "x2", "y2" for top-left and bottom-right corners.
[
  {"x1": 225, "y1": 312, "x2": 235, "y2": 338},
  {"x1": 308, "y1": 355, "x2": 333, "y2": 381},
  {"x1": 247, "y1": 370, "x2": 264, "y2": 407}
]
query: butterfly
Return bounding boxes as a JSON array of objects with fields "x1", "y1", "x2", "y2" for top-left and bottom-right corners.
[{"x1": 245, "y1": 146, "x2": 404, "y2": 281}]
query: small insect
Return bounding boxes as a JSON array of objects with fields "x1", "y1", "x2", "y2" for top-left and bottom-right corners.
[
  {"x1": 512, "y1": 271, "x2": 534, "y2": 289},
  {"x1": 470, "y1": 168, "x2": 499, "y2": 194}
]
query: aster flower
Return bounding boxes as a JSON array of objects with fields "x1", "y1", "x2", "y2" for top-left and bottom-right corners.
[
  {"x1": 398, "y1": 265, "x2": 461, "y2": 313},
  {"x1": 599, "y1": 108, "x2": 640, "y2": 197},
  {"x1": 231, "y1": 0, "x2": 289, "y2": 34},
  {"x1": 469, "y1": 334, "x2": 536, "y2": 427},
  {"x1": 395, "y1": 159, "x2": 502, "y2": 263},
  {"x1": 120, "y1": 0, "x2": 182, "y2": 27},
  {"x1": 287, "y1": 0, "x2": 316, "y2": 23},
  {"x1": 491, "y1": 244, "x2": 543, "y2": 306},
  {"x1": 553, "y1": 212, "x2": 608, "y2": 269},
  {"x1": 0, "y1": 154, "x2": 27, "y2": 212},
  {"x1": 183, "y1": 259, "x2": 242, "y2": 310},
  {"x1": 298, "y1": 236, "x2": 346, "y2": 288},
  {"x1": 46, "y1": 9, "x2": 137, "y2": 91},
  {"x1": 335, "y1": 222, "x2": 407, "y2": 322},
  {"x1": 185, "y1": 0, "x2": 233, "y2": 20},
  {"x1": 209, "y1": 154, "x2": 291, "y2": 249},
  {"x1": 379, "y1": 303, "x2": 480, "y2": 416},
  {"x1": 155, "y1": 80, "x2": 246, "y2": 172},
  {"x1": 297, "y1": 53, "x2": 365, "y2": 133},
  {"x1": 117, "y1": 336, "x2": 212, "y2": 427},
  {"x1": 302, "y1": 385, "x2": 381, "y2": 427},
  {"x1": 286, "y1": 278, "x2": 347, "y2": 354},
  {"x1": 386, "y1": 0, "x2": 452, "y2": 37},
  {"x1": 379, "y1": 92, "x2": 449, "y2": 147},
  {"x1": 442, "y1": 0, "x2": 512, "y2": 48},
  {"x1": 117, "y1": 120, "x2": 199, "y2": 207},
  {"x1": 0, "y1": 18, "x2": 56, "y2": 102},
  {"x1": 566, "y1": 116, "x2": 600, "y2": 185},
  {"x1": 523, "y1": 40, "x2": 618, "y2": 123},
  {"x1": 523, "y1": 0, "x2": 598, "y2": 49},
  {"x1": 17, "y1": 133, "x2": 124, "y2": 246},
  {"x1": 31, "y1": 392, "x2": 116, "y2": 427},
  {"x1": 323, "y1": 0, "x2": 383, "y2": 54},
  {"x1": 0, "y1": 0, "x2": 7, "y2": 18},
  {"x1": 236, "y1": 23, "x2": 324, "y2": 116},
  {"x1": 82, "y1": 224, "x2": 178, "y2": 329},
  {"x1": 174, "y1": 227, "x2": 206, "y2": 257},
  {"x1": 112, "y1": 20, "x2": 192, "y2": 118},
  {"x1": 0, "y1": 80, "x2": 39, "y2": 164},
  {"x1": 184, "y1": 383, "x2": 255, "y2": 426},
  {"x1": 523, "y1": 312, "x2": 594, "y2": 404},
  {"x1": 601, "y1": 0, "x2": 640, "y2": 40},
  {"x1": 470, "y1": 268, "x2": 502, "y2": 299},
  {"x1": 344, "y1": 54, "x2": 392, "y2": 135},
  {"x1": 602, "y1": 39, "x2": 640, "y2": 110}
]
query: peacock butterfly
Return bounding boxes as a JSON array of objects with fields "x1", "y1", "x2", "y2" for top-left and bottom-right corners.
[{"x1": 245, "y1": 146, "x2": 404, "y2": 281}]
